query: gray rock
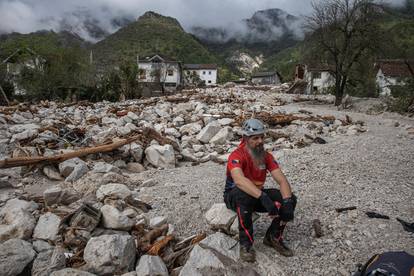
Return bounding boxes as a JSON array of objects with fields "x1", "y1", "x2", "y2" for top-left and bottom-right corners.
[
  {"x1": 50, "y1": 268, "x2": 97, "y2": 276},
  {"x1": 113, "y1": 160, "x2": 127, "y2": 169},
  {"x1": 43, "y1": 187, "x2": 63, "y2": 206},
  {"x1": 179, "y1": 123, "x2": 202, "y2": 135},
  {"x1": 32, "y1": 246, "x2": 66, "y2": 276},
  {"x1": 10, "y1": 129, "x2": 38, "y2": 143},
  {"x1": 126, "y1": 162, "x2": 145, "y2": 173},
  {"x1": 179, "y1": 242, "x2": 259, "y2": 276},
  {"x1": 204, "y1": 203, "x2": 237, "y2": 231},
  {"x1": 84, "y1": 234, "x2": 136, "y2": 275},
  {"x1": 59, "y1": 158, "x2": 88, "y2": 182},
  {"x1": 0, "y1": 239, "x2": 36, "y2": 276},
  {"x1": 33, "y1": 212, "x2": 62, "y2": 241},
  {"x1": 209, "y1": 127, "x2": 233, "y2": 145},
  {"x1": 101, "y1": 205, "x2": 135, "y2": 231},
  {"x1": 0, "y1": 198, "x2": 38, "y2": 241},
  {"x1": 121, "y1": 272, "x2": 137, "y2": 276},
  {"x1": 9, "y1": 123, "x2": 40, "y2": 134},
  {"x1": 149, "y1": 216, "x2": 167, "y2": 228},
  {"x1": 199, "y1": 232, "x2": 239, "y2": 261},
  {"x1": 217, "y1": 118, "x2": 234, "y2": 126},
  {"x1": 141, "y1": 179, "x2": 157, "y2": 187},
  {"x1": 92, "y1": 162, "x2": 121, "y2": 174},
  {"x1": 33, "y1": 240, "x2": 54, "y2": 253},
  {"x1": 43, "y1": 165, "x2": 64, "y2": 181},
  {"x1": 196, "y1": 121, "x2": 221, "y2": 143},
  {"x1": 43, "y1": 187, "x2": 80, "y2": 206},
  {"x1": 135, "y1": 255, "x2": 168, "y2": 276},
  {"x1": 0, "y1": 176, "x2": 13, "y2": 189},
  {"x1": 96, "y1": 183, "x2": 132, "y2": 201},
  {"x1": 145, "y1": 144, "x2": 175, "y2": 169}
]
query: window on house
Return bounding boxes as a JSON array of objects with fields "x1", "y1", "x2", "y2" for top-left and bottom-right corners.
[
  {"x1": 208, "y1": 71, "x2": 212, "y2": 75},
  {"x1": 208, "y1": 80, "x2": 212, "y2": 84},
  {"x1": 138, "y1": 69, "x2": 146, "y2": 79},
  {"x1": 313, "y1": 72, "x2": 322, "y2": 79},
  {"x1": 167, "y1": 69, "x2": 174, "y2": 76},
  {"x1": 203, "y1": 71, "x2": 206, "y2": 75}
]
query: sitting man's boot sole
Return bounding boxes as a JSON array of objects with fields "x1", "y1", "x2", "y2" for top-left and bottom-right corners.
[
  {"x1": 240, "y1": 246, "x2": 256, "y2": 262},
  {"x1": 263, "y1": 235, "x2": 294, "y2": 257}
]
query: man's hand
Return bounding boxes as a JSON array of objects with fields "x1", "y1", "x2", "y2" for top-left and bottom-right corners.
[
  {"x1": 280, "y1": 198, "x2": 294, "y2": 221},
  {"x1": 259, "y1": 192, "x2": 279, "y2": 216}
]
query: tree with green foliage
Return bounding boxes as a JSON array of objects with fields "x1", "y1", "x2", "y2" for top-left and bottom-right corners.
[
  {"x1": 306, "y1": 0, "x2": 382, "y2": 105},
  {"x1": 118, "y1": 59, "x2": 140, "y2": 99}
]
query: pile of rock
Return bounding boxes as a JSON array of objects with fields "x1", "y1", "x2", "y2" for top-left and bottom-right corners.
[
  {"x1": 0, "y1": 177, "x2": 261, "y2": 275},
  {"x1": 0, "y1": 88, "x2": 366, "y2": 183}
]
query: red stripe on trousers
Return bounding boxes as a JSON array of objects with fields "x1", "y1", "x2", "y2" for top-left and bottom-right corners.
[{"x1": 237, "y1": 206, "x2": 254, "y2": 244}]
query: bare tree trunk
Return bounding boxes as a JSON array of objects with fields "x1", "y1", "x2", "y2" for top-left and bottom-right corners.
[{"x1": 0, "y1": 85, "x2": 10, "y2": 106}]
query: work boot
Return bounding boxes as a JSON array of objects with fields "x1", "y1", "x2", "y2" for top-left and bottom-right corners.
[
  {"x1": 263, "y1": 234, "x2": 294, "y2": 257},
  {"x1": 240, "y1": 245, "x2": 256, "y2": 262}
]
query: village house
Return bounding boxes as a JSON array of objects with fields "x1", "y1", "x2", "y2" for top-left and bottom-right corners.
[
  {"x1": 251, "y1": 71, "x2": 282, "y2": 85},
  {"x1": 137, "y1": 54, "x2": 183, "y2": 90},
  {"x1": 183, "y1": 64, "x2": 218, "y2": 86},
  {"x1": 301, "y1": 64, "x2": 335, "y2": 94},
  {"x1": 375, "y1": 59, "x2": 414, "y2": 96}
]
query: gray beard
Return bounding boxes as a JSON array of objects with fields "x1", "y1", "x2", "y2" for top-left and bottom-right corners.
[{"x1": 247, "y1": 144, "x2": 266, "y2": 166}]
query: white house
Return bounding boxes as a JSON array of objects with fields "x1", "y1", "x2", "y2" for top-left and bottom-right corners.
[
  {"x1": 375, "y1": 59, "x2": 414, "y2": 96},
  {"x1": 137, "y1": 54, "x2": 182, "y2": 89},
  {"x1": 304, "y1": 65, "x2": 335, "y2": 94},
  {"x1": 183, "y1": 64, "x2": 217, "y2": 86},
  {"x1": 251, "y1": 71, "x2": 282, "y2": 85}
]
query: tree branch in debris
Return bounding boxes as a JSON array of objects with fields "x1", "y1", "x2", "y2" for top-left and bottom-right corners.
[{"x1": 0, "y1": 135, "x2": 141, "y2": 169}]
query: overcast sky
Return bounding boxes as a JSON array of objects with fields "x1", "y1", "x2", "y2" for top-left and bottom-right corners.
[{"x1": 0, "y1": 0, "x2": 406, "y2": 37}]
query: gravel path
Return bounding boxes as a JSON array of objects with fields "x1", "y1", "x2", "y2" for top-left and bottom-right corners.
[{"x1": 137, "y1": 101, "x2": 414, "y2": 275}]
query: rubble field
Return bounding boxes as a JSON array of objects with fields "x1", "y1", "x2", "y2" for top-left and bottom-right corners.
[{"x1": 0, "y1": 85, "x2": 413, "y2": 276}]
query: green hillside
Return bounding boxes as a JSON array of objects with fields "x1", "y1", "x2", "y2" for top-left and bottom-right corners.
[
  {"x1": 0, "y1": 30, "x2": 89, "y2": 60},
  {"x1": 92, "y1": 11, "x2": 217, "y2": 68}
]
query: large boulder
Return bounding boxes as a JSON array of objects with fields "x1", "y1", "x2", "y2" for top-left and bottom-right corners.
[
  {"x1": 135, "y1": 255, "x2": 168, "y2": 276},
  {"x1": 145, "y1": 144, "x2": 175, "y2": 169},
  {"x1": 199, "y1": 232, "x2": 239, "y2": 261},
  {"x1": 32, "y1": 246, "x2": 66, "y2": 276},
  {"x1": 96, "y1": 183, "x2": 132, "y2": 201},
  {"x1": 33, "y1": 212, "x2": 62, "y2": 241},
  {"x1": 101, "y1": 205, "x2": 135, "y2": 231},
  {"x1": 179, "y1": 243, "x2": 259, "y2": 276},
  {"x1": 0, "y1": 239, "x2": 36, "y2": 276},
  {"x1": 83, "y1": 234, "x2": 136, "y2": 275},
  {"x1": 196, "y1": 121, "x2": 221, "y2": 143},
  {"x1": 204, "y1": 203, "x2": 237, "y2": 232},
  {"x1": 0, "y1": 198, "x2": 38, "y2": 241},
  {"x1": 59, "y1": 158, "x2": 88, "y2": 182}
]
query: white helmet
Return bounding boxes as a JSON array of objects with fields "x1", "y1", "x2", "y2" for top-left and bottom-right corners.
[{"x1": 242, "y1": 119, "x2": 266, "y2": 136}]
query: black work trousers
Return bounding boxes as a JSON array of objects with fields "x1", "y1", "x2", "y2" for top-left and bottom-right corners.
[{"x1": 224, "y1": 187, "x2": 297, "y2": 248}]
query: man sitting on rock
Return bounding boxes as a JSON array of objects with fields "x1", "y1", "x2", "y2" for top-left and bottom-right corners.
[{"x1": 224, "y1": 118, "x2": 297, "y2": 262}]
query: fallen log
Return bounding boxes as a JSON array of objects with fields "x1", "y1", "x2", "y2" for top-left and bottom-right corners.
[{"x1": 0, "y1": 135, "x2": 141, "y2": 169}]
